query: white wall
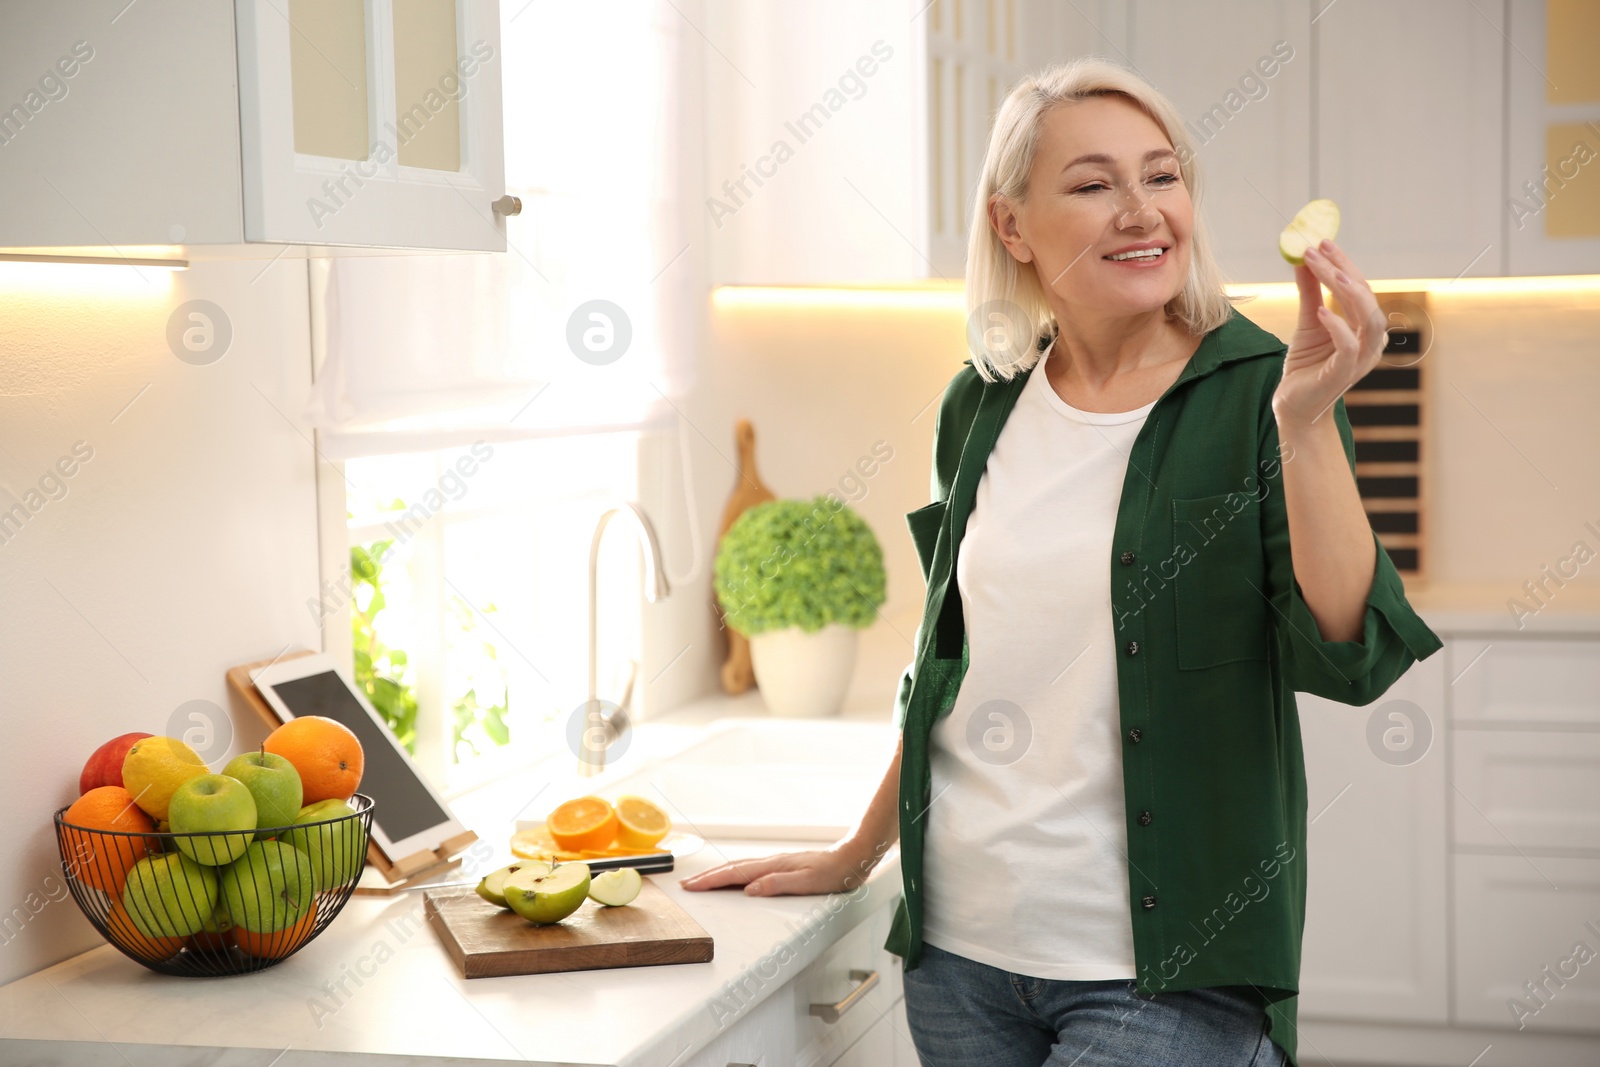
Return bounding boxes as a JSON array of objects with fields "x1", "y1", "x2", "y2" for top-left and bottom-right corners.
[{"x1": 0, "y1": 258, "x2": 321, "y2": 985}]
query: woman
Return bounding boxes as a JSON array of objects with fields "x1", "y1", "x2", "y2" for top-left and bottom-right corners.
[{"x1": 682, "y1": 58, "x2": 1442, "y2": 1067}]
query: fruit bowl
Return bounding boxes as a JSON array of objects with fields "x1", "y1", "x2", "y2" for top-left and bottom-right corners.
[{"x1": 53, "y1": 793, "x2": 374, "y2": 976}]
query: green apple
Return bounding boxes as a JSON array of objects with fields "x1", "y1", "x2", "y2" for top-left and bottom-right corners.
[
  {"x1": 221, "y1": 750, "x2": 303, "y2": 839},
  {"x1": 220, "y1": 840, "x2": 314, "y2": 933},
  {"x1": 121, "y1": 852, "x2": 219, "y2": 938},
  {"x1": 587, "y1": 867, "x2": 642, "y2": 907},
  {"x1": 504, "y1": 861, "x2": 591, "y2": 925},
  {"x1": 476, "y1": 860, "x2": 552, "y2": 909},
  {"x1": 188, "y1": 901, "x2": 236, "y2": 952},
  {"x1": 168, "y1": 774, "x2": 257, "y2": 867},
  {"x1": 279, "y1": 798, "x2": 361, "y2": 892},
  {"x1": 1279, "y1": 198, "x2": 1340, "y2": 265}
]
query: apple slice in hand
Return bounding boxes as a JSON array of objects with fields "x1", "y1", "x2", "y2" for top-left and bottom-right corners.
[
  {"x1": 588, "y1": 867, "x2": 642, "y2": 907},
  {"x1": 477, "y1": 860, "x2": 552, "y2": 909},
  {"x1": 504, "y1": 861, "x2": 591, "y2": 925},
  {"x1": 1279, "y1": 198, "x2": 1340, "y2": 265}
]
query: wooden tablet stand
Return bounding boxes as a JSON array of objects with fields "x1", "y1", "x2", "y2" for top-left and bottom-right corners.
[{"x1": 225, "y1": 650, "x2": 479, "y2": 895}]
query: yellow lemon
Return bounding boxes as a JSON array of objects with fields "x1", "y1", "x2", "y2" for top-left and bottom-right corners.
[
  {"x1": 121, "y1": 736, "x2": 208, "y2": 822},
  {"x1": 614, "y1": 795, "x2": 671, "y2": 849}
]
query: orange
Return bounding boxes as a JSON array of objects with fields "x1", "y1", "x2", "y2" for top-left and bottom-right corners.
[
  {"x1": 104, "y1": 900, "x2": 182, "y2": 961},
  {"x1": 121, "y1": 736, "x2": 208, "y2": 822},
  {"x1": 62, "y1": 787, "x2": 157, "y2": 895},
  {"x1": 235, "y1": 908, "x2": 317, "y2": 959},
  {"x1": 545, "y1": 796, "x2": 618, "y2": 852},
  {"x1": 263, "y1": 717, "x2": 364, "y2": 803},
  {"x1": 614, "y1": 795, "x2": 671, "y2": 849}
]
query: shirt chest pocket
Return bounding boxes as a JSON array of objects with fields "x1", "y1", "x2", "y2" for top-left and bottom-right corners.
[
  {"x1": 1171, "y1": 493, "x2": 1270, "y2": 670},
  {"x1": 905, "y1": 499, "x2": 947, "y2": 587}
]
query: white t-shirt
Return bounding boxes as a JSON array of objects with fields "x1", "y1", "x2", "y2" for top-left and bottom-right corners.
[{"x1": 919, "y1": 338, "x2": 1155, "y2": 980}]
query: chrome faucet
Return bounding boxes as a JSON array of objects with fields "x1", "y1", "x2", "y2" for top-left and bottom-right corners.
[{"x1": 579, "y1": 501, "x2": 671, "y2": 776}]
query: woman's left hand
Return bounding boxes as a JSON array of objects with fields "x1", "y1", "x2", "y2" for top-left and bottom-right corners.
[{"x1": 1273, "y1": 238, "x2": 1388, "y2": 429}]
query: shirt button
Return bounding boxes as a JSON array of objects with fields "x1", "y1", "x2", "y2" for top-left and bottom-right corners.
[
  {"x1": 1141, "y1": 895, "x2": 1157, "y2": 909},
  {"x1": 1126, "y1": 640, "x2": 1140, "y2": 656},
  {"x1": 1137, "y1": 810, "x2": 1152, "y2": 826},
  {"x1": 1119, "y1": 551, "x2": 1135, "y2": 565},
  {"x1": 1128, "y1": 727, "x2": 1143, "y2": 743}
]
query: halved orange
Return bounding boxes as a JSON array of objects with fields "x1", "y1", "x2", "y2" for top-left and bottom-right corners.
[
  {"x1": 545, "y1": 796, "x2": 618, "y2": 852},
  {"x1": 614, "y1": 795, "x2": 671, "y2": 849}
]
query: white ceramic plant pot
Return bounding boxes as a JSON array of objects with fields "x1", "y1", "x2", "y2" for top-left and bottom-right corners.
[{"x1": 747, "y1": 621, "x2": 859, "y2": 718}]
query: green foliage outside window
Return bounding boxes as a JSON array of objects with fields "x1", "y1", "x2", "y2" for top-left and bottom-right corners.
[{"x1": 350, "y1": 540, "x2": 419, "y2": 752}]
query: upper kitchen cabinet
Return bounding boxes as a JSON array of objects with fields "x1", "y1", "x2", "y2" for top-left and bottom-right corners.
[
  {"x1": 1127, "y1": 0, "x2": 1311, "y2": 285},
  {"x1": 0, "y1": 0, "x2": 508, "y2": 255},
  {"x1": 1312, "y1": 0, "x2": 1505, "y2": 280},
  {"x1": 1505, "y1": 0, "x2": 1600, "y2": 277},
  {"x1": 702, "y1": 0, "x2": 1102, "y2": 285}
]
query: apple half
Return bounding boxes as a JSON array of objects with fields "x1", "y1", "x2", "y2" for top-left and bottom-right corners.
[
  {"x1": 1278, "y1": 198, "x2": 1340, "y2": 265},
  {"x1": 504, "y1": 861, "x2": 590, "y2": 925},
  {"x1": 476, "y1": 860, "x2": 552, "y2": 909}
]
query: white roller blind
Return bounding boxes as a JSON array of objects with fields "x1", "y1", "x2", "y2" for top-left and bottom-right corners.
[{"x1": 308, "y1": 0, "x2": 696, "y2": 458}]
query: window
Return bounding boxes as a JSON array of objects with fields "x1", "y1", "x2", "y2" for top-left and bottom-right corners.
[{"x1": 343, "y1": 434, "x2": 644, "y2": 792}]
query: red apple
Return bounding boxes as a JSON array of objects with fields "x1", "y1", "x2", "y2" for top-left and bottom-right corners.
[{"x1": 79, "y1": 732, "x2": 154, "y2": 795}]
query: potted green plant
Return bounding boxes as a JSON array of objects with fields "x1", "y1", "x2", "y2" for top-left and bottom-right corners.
[{"x1": 713, "y1": 495, "x2": 886, "y2": 717}]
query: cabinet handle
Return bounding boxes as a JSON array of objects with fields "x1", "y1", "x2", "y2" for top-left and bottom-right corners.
[
  {"x1": 492, "y1": 194, "x2": 523, "y2": 216},
  {"x1": 808, "y1": 968, "x2": 879, "y2": 1023}
]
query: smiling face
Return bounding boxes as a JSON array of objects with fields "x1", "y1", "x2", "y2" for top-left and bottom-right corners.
[{"x1": 996, "y1": 94, "x2": 1193, "y2": 323}]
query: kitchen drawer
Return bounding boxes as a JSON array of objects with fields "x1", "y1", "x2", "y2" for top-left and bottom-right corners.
[
  {"x1": 830, "y1": 995, "x2": 920, "y2": 1067},
  {"x1": 685, "y1": 984, "x2": 793, "y2": 1067},
  {"x1": 791, "y1": 894, "x2": 905, "y2": 1067},
  {"x1": 1453, "y1": 854, "x2": 1600, "y2": 1034},
  {"x1": 1452, "y1": 731, "x2": 1600, "y2": 851},
  {"x1": 1450, "y1": 638, "x2": 1600, "y2": 726}
]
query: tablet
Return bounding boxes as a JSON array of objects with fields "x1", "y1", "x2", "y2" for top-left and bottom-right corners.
[{"x1": 251, "y1": 653, "x2": 469, "y2": 861}]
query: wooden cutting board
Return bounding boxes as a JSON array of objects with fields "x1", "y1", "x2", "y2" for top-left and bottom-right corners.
[{"x1": 424, "y1": 877, "x2": 714, "y2": 979}]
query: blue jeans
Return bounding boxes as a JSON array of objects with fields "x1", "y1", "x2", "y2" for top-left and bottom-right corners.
[{"x1": 903, "y1": 942, "x2": 1288, "y2": 1067}]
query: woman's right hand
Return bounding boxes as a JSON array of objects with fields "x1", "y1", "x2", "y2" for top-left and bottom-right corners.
[{"x1": 677, "y1": 843, "x2": 880, "y2": 897}]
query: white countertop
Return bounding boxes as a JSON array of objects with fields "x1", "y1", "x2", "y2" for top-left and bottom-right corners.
[
  {"x1": 3, "y1": 693, "x2": 905, "y2": 1067},
  {"x1": 0, "y1": 834, "x2": 902, "y2": 1066},
  {"x1": 1408, "y1": 582, "x2": 1600, "y2": 634}
]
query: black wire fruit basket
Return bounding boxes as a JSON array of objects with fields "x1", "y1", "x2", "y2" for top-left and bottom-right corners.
[{"x1": 54, "y1": 793, "x2": 374, "y2": 976}]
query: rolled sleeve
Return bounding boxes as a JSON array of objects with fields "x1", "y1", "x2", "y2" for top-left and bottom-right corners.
[{"x1": 1259, "y1": 394, "x2": 1443, "y2": 705}]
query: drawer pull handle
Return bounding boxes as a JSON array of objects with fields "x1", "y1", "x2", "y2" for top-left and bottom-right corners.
[{"x1": 809, "y1": 968, "x2": 879, "y2": 1023}]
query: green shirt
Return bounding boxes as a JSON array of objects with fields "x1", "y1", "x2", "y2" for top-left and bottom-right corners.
[{"x1": 882, "y1": 307, "x2": 1444, "y2": 1067}]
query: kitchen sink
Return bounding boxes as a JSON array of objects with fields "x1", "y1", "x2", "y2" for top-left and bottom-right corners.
[{"x1": 569, "y1": 717, "x2": 895, "y2": 841}]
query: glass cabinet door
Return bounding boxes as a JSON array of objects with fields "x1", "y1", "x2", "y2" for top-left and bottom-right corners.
[{"x1": 236, "y1": 0, "x2": 507, "y2": 250}]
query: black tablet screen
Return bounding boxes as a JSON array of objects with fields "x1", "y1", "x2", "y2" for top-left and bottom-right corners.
[{"x1": 268, "y1": 670, "x2": 452, "y2": 845}]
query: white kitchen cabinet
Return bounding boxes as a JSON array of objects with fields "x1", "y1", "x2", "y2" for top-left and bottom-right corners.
[
  {"x1": 702, "y1": 0, "x2": 1097, "y2": 285},
  {"x1": 830, "y1": 996, "x2": 913, "y2": 1067},
  {"x1": 1312, "y1": 0, "x2": 1505, "y2": 280},
  {"x1": 1451, "y1": 730, "x2": 1600, "y2": 851},
  {"x1": 792, "y1": 890, "x2": 905, "y2": 1066},
  {"x1": 0, "y1": 0, "x2": 507, "y2": 254},
  {"x1": 1128, "y1": 0, "x2": 1311, "y2": 285},
  {"x1": 1449, "y1": 635, "x2": 1600, "y2": 727},
  {"x1": 685, "y1": 984, "x2": 793, "y2": 1067},
  {"x1": 684, "y1": 891, "x2": 906, "y2": 1067},
  {"x1": 1453, "y1": 853, "x2": 1600, "y2": 1034},
  {"x1": 1296, "y1": 648, "x2": 1450, "y2": 1023},
  {"x1": 1505, "y1": 0, "x2": 1600, "y2": 277}
]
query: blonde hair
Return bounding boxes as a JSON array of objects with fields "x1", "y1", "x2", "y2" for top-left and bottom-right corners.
[{"x1": 967, "y1": 56, "x2": 1242, "y2": 382}]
